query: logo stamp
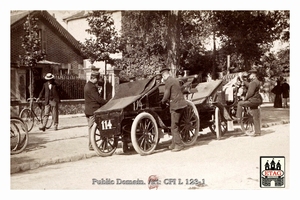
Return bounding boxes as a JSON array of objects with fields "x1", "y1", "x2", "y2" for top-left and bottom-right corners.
[
  {"x1": 260, "y1": 156, "x2": 285, "y2": 188},
  {"x1": 148, "y1": 175, "x2": 160, "y2": 190}
]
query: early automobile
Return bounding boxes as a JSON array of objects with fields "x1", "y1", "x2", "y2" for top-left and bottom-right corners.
[
  {"x1": 90, "y1": 73, "x2": 255, "y2": 157},
  {"x1": 90, "y1": 76, "x2": 200, "y2": 156}
]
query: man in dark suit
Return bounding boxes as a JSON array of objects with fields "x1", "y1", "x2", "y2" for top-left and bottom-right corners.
[
  {"x1": 84, "y1": 71, "x2": 107, "y2": 150},
  {"x1": 236, "y1": 69, "x2": 263, "y2": 136},
  {"x1": 161, "y1": 67, "x2": 187, "y2": 152},
  {"x1": 281, "y1": 79, "x2": 290, "y2": 108},
  {"x1": 37, "y1": 73, "x2": 60, "y2": 131}
]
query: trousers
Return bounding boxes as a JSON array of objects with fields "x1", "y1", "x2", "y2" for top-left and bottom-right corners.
[
  {"x1": 170, "y1": 108, "x2": 184, "y2": 147},
  {"x1": 86, "y1": 115, "x2": 95, "y2": 147},
  {"x1": 42, "y1": 102, "x2": 59, "y2": 128},
  {"x1": 237, "y1": 100, "x2": 261, "y2": 134}
]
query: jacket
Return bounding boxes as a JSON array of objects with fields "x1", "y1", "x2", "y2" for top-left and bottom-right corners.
[
  {"x1": 244, "y1": 78, "x2": 263, "y2": 105},
  {"x1": 84, "y1": 81, "x2": 107, "y2": 116},
  {"x1": 38, "y1": 81, "x2": 60, "y2": 105},
  {"x1": 161, "y1": 76, "x2": 187, "y2": 111}
]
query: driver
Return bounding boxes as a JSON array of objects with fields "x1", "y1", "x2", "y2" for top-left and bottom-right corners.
[
  {"x1": 160, "y1": 67, "x2": 187, "y2": 152},
  {"x1": 235, "y1": 69, "x2": 263, "y2": 136}
]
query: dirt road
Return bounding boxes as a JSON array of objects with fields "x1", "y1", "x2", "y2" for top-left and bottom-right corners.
[{"x1": 10, "y1": 123, "x2": 289, "y2": 190}]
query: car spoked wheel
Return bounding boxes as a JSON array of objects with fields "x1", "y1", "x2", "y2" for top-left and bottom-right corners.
[
  {"x1": 179, "y1": 100, "x2": 200, "y2": 146},
  {"x1": 131, "y1": 112, "x2": 159, "y2": 156},
  {"x1": 90, "y1": 123, "x2": 118, "y2": 157}
]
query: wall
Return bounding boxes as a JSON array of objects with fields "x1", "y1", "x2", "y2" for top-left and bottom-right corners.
[{"x1": 12, "y1": 99, "x2": 85, "y2": 118}]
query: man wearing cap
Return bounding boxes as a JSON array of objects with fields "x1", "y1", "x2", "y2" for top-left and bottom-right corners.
[
  {"x1": 160, "y1": 67, "x2": 187, "y2": 152},
  {"x1": 236, "y1": 69, "x2": 263, "y2": 136},
  {"x1": 37, "y1": 73, "x2": 61, "y2": 131},
  {"x1": 84, "y1": 71, "x2": 108, "y2": 150}
]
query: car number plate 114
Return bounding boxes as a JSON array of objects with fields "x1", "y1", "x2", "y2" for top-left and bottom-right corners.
[{"x1": 100, "y1": 119, "x2": 114, "y2": 130}]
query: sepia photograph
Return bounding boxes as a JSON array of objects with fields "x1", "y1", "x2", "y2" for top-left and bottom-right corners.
[{"x1": 4, "y1": 0, "x2": 298, "y2": 198}]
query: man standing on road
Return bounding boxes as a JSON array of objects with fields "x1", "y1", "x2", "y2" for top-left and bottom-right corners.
[
  {"x1": 281, "y1": 79, "x2": 290, "y2": 108},
  {"x1": 160, "y1": 67, "x2": 187, "y2": 152},
  {"x1": 37, "y1": 73, "x2": 60, "y2": 131},
  {"x1": 84, "y1": 71, "x2": 107, "y2": 150},
  {"x1": 236, "y1": 69, "x2": 263, "y2": 136}
]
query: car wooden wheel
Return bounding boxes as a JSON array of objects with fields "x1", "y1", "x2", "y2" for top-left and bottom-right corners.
[
  {"x1": 179, "y1": 100, "x2": 200, "y2": 146},
  {"x1": 90, "y1": 123, "x2": 118, "y2": 157},
  {"x1": 131, "y1": 112, "x2": 159, "y2": 156}
]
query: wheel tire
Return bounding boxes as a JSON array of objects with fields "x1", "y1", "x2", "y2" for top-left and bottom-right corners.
[
  {"x1": 131, "y1": 112, "x2": 159, "y2": 156},
  {"x1": 10, "y1": 117, "x2": 29, "y2": 155},
  {"x1": 90, "y1": 123, "x2": 118, "y2": 157},
  {"x1": 209, "y1": 107, "x2": 227, "y2": 139},
  {"x1": 19, "y1": 108, "x2": 34, "y2": 132},
  {"x1": 240, "y1": 108, "x2": 255, "y2": 134},
  {"x1": 10, "y1": 121, "x2": 20, "y2": 153},
  {"x1": 41, "y1": 107, "x2": 53, "y2": 129},
  {"x1": 179, "y1": 100, "x2": 200, "y2": 146}
]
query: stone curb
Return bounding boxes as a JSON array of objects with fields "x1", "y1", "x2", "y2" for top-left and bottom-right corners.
[
  {"x1": 261, "y1": 120, "x2": 290, "y2": 128},
  {"x1": 11, "y1": 152, "x2": 98, "y2": 174},
  {"x1": 11, "y1": 119, "x2": 290, "y2": 174}
]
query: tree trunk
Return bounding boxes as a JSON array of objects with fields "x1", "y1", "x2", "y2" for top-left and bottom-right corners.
[
  {"x1": 212, "y1": 30, "x2": 217, "y2": 80},
  {"x1": 167, "y1": 11, "x2": 180, "y2": 77}
]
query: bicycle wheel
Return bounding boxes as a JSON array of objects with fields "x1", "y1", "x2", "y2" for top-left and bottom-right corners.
[
  {"x1": 19, "y1": 108, "x2": 34, "y2": 132},
  {"x1": 10, "y1": 120, "x2": 20, "y2": 153},
  {"x1": 41, "y1": 107, "x2": 53, "y2": 129},
  {"x1": 240, "y1": 107, "x2": 255, "y2": 135},
  {"x1": 10, "y1": 117, "x2": 29, "y2": 155}
]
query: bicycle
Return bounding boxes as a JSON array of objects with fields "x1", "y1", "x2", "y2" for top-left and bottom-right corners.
[
  {"x1": 222, "y1": 75, "x2": 257, "y2": 135},
  {"x1": 19, "y1": 97, "x2": 53, "y2": 132},
  {"x1": 10, "y1": 117, "x2": 29, "y2": 154}
]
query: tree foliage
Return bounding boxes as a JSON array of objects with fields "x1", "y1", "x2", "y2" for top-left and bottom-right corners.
[
  {"x1": 260, "y1": 47, "x2": 290, "y2": 78},
  {"x1": 119, "y1": 11, "x2": 169, "y2": 78},
  {"x1": 213, "y1": 11, "x2": 289, "y2": 70},
  {"x1": 19, "y1": 14, "x2": 46, "y2": 67},
  {"x1": 19, "y1": 13, "x2": 46, "y2": 98},
  {"x1": 80, "y1": 11, "x2": 121, "y2": 65},
  {"x1": 120, "y1": 11, "x2": 211, "y2": 79},
  {"x1": 81, "y1": 10, "x2": 289, "y2": 81}
]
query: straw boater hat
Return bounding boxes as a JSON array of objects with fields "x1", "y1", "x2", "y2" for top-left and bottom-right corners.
[{"x1": 45, "y1": 73, "x2": 55, "y2": 80}]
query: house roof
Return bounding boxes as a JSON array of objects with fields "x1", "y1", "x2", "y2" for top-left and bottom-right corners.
[
  {"x1": 11, "y1": 10, "x2": 82, "y2": 54},
  {"x1": 63, "y1": 10, "x2": 119, "y2": 22},
  {"x1": 63, "y1": 11, "x2": 90, "y2": 22}
]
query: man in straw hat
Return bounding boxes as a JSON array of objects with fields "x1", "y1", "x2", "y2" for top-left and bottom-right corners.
[
  {"x1": 84, "y1": 71, "x2": 108, "y2": 150},
  {"x1": 160, "y1": 67, "x2": 187, "y2": 152},
  {"x1": 37, "y1": 73, "x2": 61, "y2": 131}
]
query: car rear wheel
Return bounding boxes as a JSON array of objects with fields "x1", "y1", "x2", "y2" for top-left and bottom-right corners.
[{"x1": 179, "y1": 100, "x2": 200, "y2": 146}]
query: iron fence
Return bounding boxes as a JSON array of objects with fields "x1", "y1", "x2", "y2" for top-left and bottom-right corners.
[{"x1": 55, "y1": 75, "x2": 86, "y2": 100}]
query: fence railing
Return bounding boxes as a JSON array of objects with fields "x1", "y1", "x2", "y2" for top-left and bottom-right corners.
[
  {"x1": 33, "y1": 75, "x2": 86, "y2": 100},
  {"x1": 54, "y1": 75, "x2": 86, "y2": 100}
]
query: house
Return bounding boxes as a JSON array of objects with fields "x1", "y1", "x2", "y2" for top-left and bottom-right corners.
[
  {"x1": 62, "y1": 10, "x2": 122, "y2": 77},
  {"x1": 11, "y1": 10, "x2": 85, "y2": 106},
  {"x1": 62, "y1": 10, "x2": 123, "y2": 99}
]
